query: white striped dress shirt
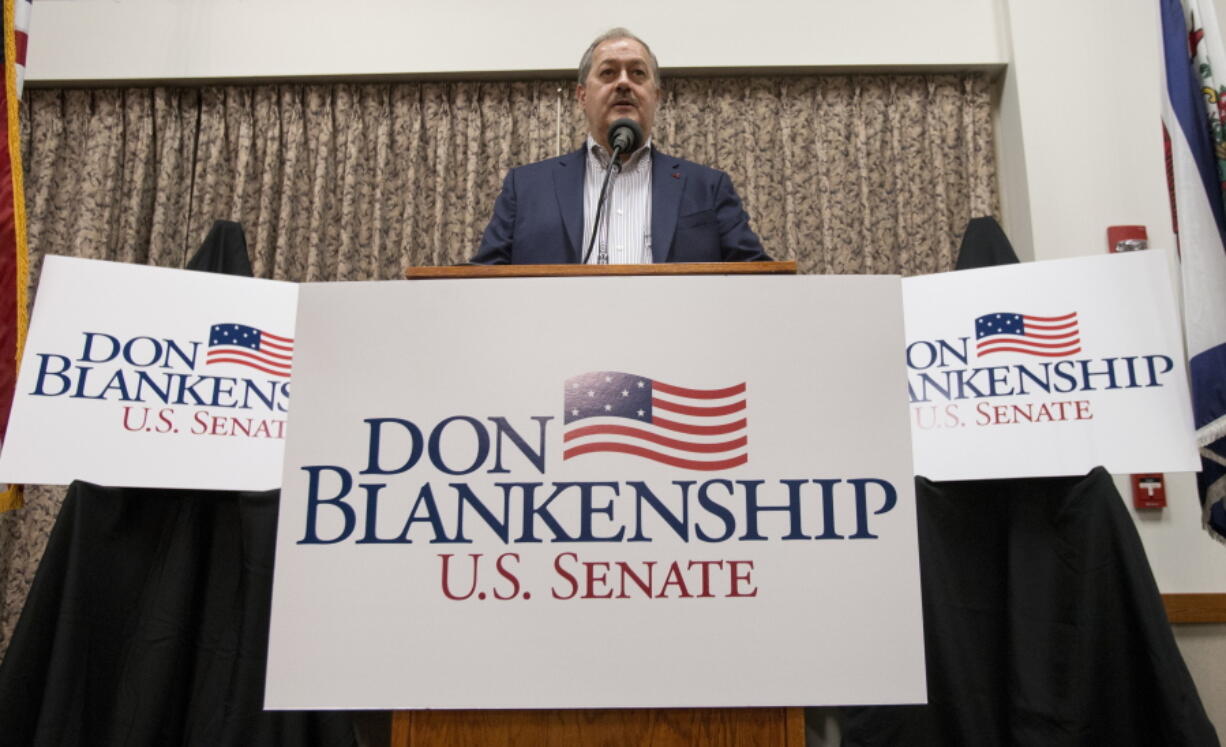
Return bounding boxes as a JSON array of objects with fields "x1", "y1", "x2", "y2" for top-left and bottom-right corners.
[{"x1": 581, "y1": 136, "x2": 653, "y2": 264}]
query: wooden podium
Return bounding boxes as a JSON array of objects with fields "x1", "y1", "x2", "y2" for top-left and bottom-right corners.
[
  {"x1": 405, "y1": 260, "x2": 798, "y2": 280},
  {"x1": 394, "y1": 260, "x2": 803, "y2": 747}
]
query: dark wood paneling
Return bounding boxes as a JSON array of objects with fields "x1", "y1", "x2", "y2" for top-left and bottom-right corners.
[{"x1": 1164, "y1": 593, "x2": 1226, "y2": 623}]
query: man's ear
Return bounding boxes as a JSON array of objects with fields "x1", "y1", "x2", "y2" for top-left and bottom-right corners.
[{"x1": 576, "y1": 83, "x2": 587, "y2": 106}]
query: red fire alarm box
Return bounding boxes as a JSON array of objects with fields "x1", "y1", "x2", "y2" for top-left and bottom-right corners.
[
  {"x1": 1107, "y1": 225, "x2": 1149, "y2": 253},
  {"x1": 1131, "y1": 473, "x2": 1168, "y2": 509}
]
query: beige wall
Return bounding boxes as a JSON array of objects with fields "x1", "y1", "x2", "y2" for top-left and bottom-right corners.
[{"x1": 27, "y1": 0, "x2": 1005, "y2": 82}]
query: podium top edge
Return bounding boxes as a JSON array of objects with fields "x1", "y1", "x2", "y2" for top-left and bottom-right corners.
[{"x1": 404, "y1": 261, "x2": 798, "y2": 279}]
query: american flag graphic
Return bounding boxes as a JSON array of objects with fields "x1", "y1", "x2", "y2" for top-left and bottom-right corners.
[
  {"x1": 205, "y1": 323, "x2": 294, "y2": 378},
  {"x1": 562, "y1": 371, "x2": 747, "y2": 471},
  {"x1": 974, "y1": 312, "x2": 1081, "y2": 358}
]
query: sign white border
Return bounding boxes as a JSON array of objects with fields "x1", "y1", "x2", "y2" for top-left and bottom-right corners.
[{"x1": 266, "y1": 275, "x2": 927, "y2": 709}]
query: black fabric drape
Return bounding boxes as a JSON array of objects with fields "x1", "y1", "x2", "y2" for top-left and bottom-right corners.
[
  {"x1": 0, "y1": 482, "x2": 356, "y2": 747},
  {"x1": 954, "y1": 215, "x2": 1019, "y2": 270},
  {"x1": 185, "y1": 219, "x2": 254, "y2": 277},
  {"x1": 842, "y1": 468, "x2": 1218, "y2": 747}
]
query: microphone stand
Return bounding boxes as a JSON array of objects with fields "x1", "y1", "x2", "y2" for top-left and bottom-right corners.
[{"x1": 581, "y1": 144, "x2": 625, "y2": 265}]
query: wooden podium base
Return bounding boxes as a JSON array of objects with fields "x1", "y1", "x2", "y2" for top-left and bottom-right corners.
[{"x1": 391, "y1": 707, "x2": 805, "y2": 746}]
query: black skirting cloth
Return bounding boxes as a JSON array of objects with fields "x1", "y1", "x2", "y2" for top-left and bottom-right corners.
[
  {"x1": 186, "y1": 220, "x2": 254, "y2": 278},
  {"x1": 843, "y1": 468, "x2": 1218, "y2": 747},
  {"x1": 954, "y1": 216, "x2": 1019, "y2": 270},
  {"x1": 0, "y1": 483, "x2": 355, "y2": 747}
]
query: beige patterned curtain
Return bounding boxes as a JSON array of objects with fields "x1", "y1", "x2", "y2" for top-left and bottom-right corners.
[
  {"x1": 0, "y1": 72, "x2": 998, "y2": 654},
  {"x1": 20, "y1": 73, "x2": 994, "y2": 280}
]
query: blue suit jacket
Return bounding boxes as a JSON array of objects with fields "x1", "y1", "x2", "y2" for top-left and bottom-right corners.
[{"x1": 470, "y1": 147, "x2": 770, "y2": 264}]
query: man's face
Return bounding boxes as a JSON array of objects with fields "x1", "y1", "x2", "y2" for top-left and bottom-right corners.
[{"x1": 577, "y1": 37, "x2": 660, "y2": 151}]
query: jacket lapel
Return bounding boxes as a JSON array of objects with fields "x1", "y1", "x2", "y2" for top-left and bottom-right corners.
[
  {"x1": 554, "y1": 148, "x2": 586, "y2": 263},
  {"x1": 651, "y1": 149, "x2": 683, "y2": 263}
]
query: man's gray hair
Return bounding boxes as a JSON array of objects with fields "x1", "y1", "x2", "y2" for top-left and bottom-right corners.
[{"x1": 577, "y1": 27, "x2": 661, "y2": 85}]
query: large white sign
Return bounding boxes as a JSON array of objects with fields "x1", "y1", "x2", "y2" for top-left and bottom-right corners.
[
  {"x1": 0, "y1": 255, "x2": 298, "y2": 490},
  {"x1": 266, "y1": 275, "x2": 927, "y2": 709},
  {"x1": 903, "y1": 250, "x2": 1199, "y2": 481}
]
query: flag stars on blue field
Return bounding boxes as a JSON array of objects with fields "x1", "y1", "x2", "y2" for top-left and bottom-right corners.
[
  {"x1": 975, "y1": 313, "x2": 1023, "y2": 339},
  {"x1": 563, "y1": 371, "x2": 654, "y2": 424},
  {"x1": 209, "y1": 323, "x2": 261, "y2": 350}
]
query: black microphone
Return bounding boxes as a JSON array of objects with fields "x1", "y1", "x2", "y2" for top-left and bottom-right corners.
[
  {"x1": 608, "y1": 118, "x2": 644, "y2": 155},
  {"x1": 581, "y1": 119, "x2": 646, "y2": 264}
]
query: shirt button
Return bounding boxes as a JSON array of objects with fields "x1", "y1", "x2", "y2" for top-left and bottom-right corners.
[
  {"x1": 617, "y1": 245, "x2": 624, "y2": 250},
  {"x1": 616, "y1": 209, "x2": 624, "y2": 216}
]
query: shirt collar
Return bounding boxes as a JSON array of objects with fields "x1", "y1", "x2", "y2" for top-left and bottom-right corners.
[{"x1": 586, "y1": 134, "x2": 653, "y2": 171}]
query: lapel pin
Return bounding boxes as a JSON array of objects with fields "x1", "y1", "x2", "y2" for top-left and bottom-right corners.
[{"x1": 672, "y1": 172, "x2": 681, "y2": 179}]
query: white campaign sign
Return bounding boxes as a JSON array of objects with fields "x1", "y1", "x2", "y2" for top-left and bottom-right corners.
[
  {"x1": 266, "y1": 275, "x2": 926, "y2": 710},
  {"x1": 903, "y1": 250, "x2": 1199, "y2": 481},
  {"x1": 0, "y1": 255, "x2": 298, "y2": 490}
]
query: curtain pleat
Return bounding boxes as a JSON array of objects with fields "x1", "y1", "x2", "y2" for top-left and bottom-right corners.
[{"x1": 0, "y1": 72, "x2": 998, "y2": 657}]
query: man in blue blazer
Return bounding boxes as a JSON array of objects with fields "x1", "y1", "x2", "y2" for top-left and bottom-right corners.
[{"x1": 471, "y1": 29, "x2": 771, "y2": 265}]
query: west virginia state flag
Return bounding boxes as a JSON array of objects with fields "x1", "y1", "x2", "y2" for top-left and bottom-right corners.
[
  {"x1": 0, "y1": 0, "x2": 31, "y2": 512},
  {"x1": 1160, "y1": 0, "x2": 1226, "y2": 542}
]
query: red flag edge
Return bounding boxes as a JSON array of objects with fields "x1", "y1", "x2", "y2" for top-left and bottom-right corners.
[{"x1": 0, "y1": 0, "x2": 29, "y2": 512}]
